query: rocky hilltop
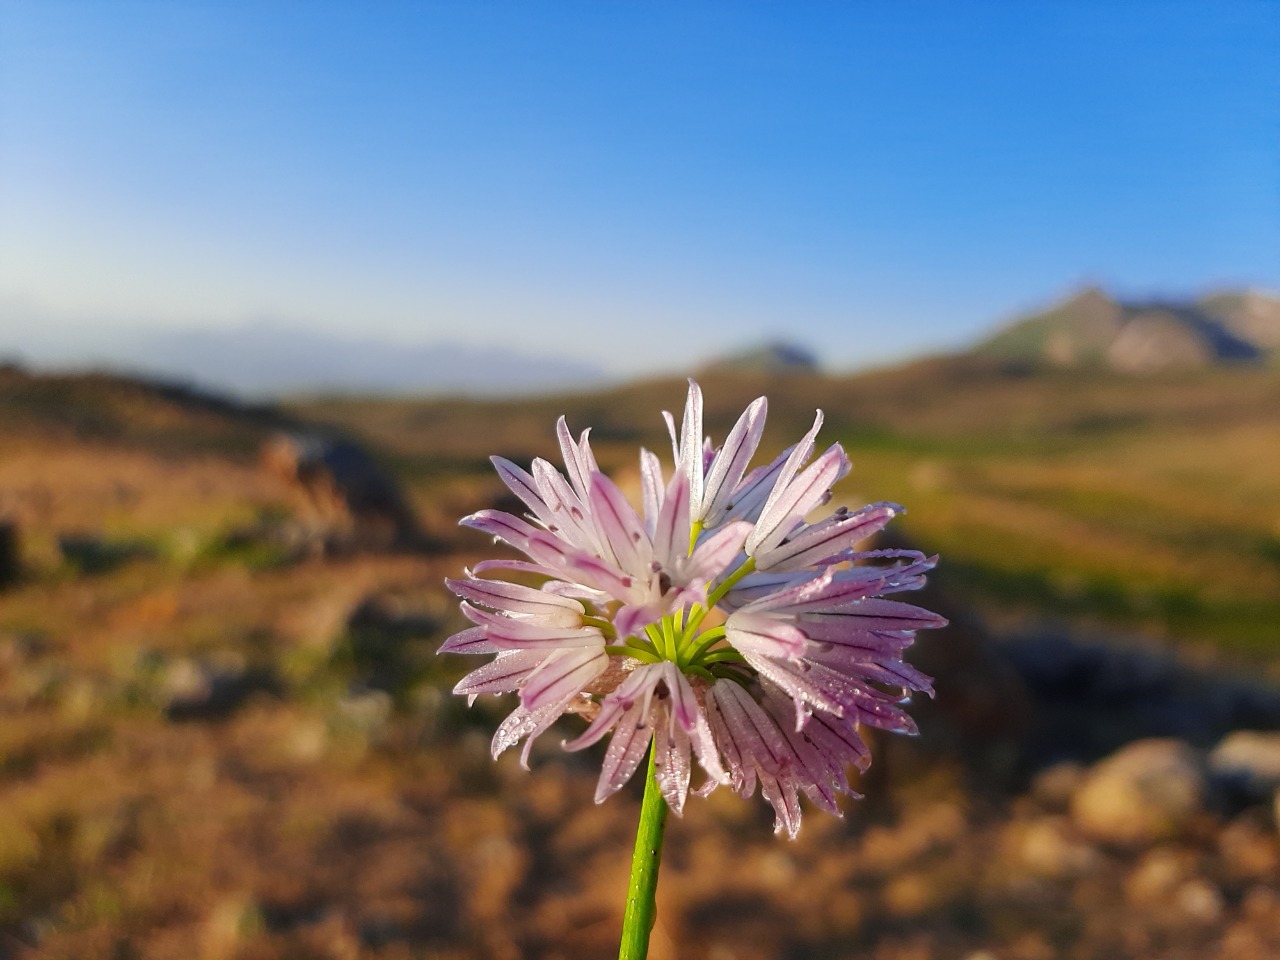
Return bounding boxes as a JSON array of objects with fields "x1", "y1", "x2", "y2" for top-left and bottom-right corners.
[{"x1": 975, "y1": 287, "x2": 1280, "y2": 372}]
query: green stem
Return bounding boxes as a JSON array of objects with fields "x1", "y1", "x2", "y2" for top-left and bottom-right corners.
[
  {"x1": 688, "y1": 519, "x2": 704, "y2": 555},
  {"x1": 704, "y1": 554, "x2": 756, "y2": 610},
  {"x1": 700, "y1": 647, "x2": 746, "y2": 664},
  {"x1": 661, "y1": 616, "x2": 678, "y2": 659},
  {"x1": 618, "y1": 743, "x2": 668, "y2": 960},
  {"x1": 645, "y1": 622, "x2": 670, "y2": 660},
  {"x1": 681, "y1": 555, "x2": 756, "y2": 640},
  {"x1": 680, "y1": 625, "x2": 726, "y2": 667},
  {"x1": 582, "y1": 615, "x2": 618, "y2": 638}
]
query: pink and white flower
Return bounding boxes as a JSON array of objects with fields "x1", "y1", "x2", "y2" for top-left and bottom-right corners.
[{"x1": 442, "y1": 381, "x2": 946, "y2": 836}]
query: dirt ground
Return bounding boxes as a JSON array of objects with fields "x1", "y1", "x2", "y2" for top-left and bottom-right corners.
[{"x1": 3, "y1": 370, "x2": 1279, "y2": 960}]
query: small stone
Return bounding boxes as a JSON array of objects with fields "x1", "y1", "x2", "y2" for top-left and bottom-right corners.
[
  {"x1": 1175, "y1": 879, "x2": 1225, "y2": 924},
  {"x1": 1030, "y1": 761, "x2": 1086, "y2": 812},
  {"x1": 1218, "y1": 813, "x2": 1280, "y2": 882},
  {"x1": 883, "y1": 871, "x2": 939, "y2": 918},
  {"x1": 1126, "y1": 848, "x2": 1195, "y2": 907},
  {"x1": 1071, "y1": 738, "x2": 1207, "y2": 846},
  {"x1": 1011, "y1": 816, "x2": 1100, "y2": 880}
]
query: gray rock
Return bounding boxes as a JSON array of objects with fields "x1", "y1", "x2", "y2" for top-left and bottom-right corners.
[
  {"x1": 1209, "y1": 730, "x2": 1280, "y2": 803},
  {"x1": 162, "y1": 652, "x2": 279, "y2": 721},
  {"x1": 261, "y1": 432, "x2": 427, "y2": 554},
  {"x1": 1070, "y1": 738, "x2": 1208, "y2": 846},
  {"x1": 336, "y1": 688, "x2": 393, "y2": 739}
]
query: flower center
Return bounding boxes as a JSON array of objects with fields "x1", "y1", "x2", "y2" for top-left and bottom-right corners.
[{"x1": 602, "y1": 554, "x2": 757, "y2": 682}]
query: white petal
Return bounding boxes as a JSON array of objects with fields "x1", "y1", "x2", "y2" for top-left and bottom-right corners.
[
  {"x1": 654, "y1": 711, "x2": 692, "y2": 815},
  {"x1": 754, "y1": 502, "x2": 897, "y2": 572},
  {"x1": 725, "y1": 612, "x2": 810, "y2": 659},
  {"x1": 453, "y1": 649, "x2": 545, "y2": 696},
  {"x1": 594, "y1": 700, "x2": 655, "y2": 803},
  {"x1": 743, "y1": 410, "x2": 824, "y2": 546},
  {"x1": 520, "y1": 647, "x2": 608, "y2": 711},
  {"x1": 587, "y1": 472, "x2": 652, "y2": 575},
  {"x1": 438, "y1": 626, "x2": 498, "y2": 655},
  {"x1": 639, "y1": 447, "x2": 665, "y2": 537},
  {"x1": 446, "y1": 577, "x2": 584, "y2": 624},
  {"x1": 746, "y1": 444, "x2": 850, "y2": 557},
  {"x1": 678, "y1": 380, "x2": 705, "y2": 511},
  {"x1": 651, "y1": 469, "x2": 691, "y2": 569},
  {"x1": 701, "y1": 395, "x2": 767, "y2": 525}
]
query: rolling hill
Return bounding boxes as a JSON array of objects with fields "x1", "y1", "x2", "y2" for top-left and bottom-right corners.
[{"x1": 974, "y1": 287, "x2": 1280, "y2": 372}]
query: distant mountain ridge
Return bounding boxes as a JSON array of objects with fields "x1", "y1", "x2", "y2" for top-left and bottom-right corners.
[
  {"x1": 120, "y1": 322, "x2": 609, "y2": 398},
  {"x1": 697, "y1": 341, "x2": 819, "y2": 375},
  {"x1": 973, "y1": 287, "x2": 1280, "y2": 372},
  {"x1": 0, "y1": 313, "x2": 608, "y2": 399}
]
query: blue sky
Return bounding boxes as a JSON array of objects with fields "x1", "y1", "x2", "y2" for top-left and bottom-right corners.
[{"x1": 1, "y1": 1, "x2": 1277, "y2": 380}]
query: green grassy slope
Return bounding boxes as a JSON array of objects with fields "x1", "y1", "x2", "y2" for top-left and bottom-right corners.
[{"x1": 291, "y1": 359, "x2": 1280, "y2": 662}]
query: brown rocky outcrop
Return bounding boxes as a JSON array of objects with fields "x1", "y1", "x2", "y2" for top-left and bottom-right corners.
[{"x1": 262, "y1": 432, "x2": 426, "y2": 554}]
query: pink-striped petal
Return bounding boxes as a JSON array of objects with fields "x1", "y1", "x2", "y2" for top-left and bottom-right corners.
[
  {"x1": 754, "y1": 502, "x2": 899, "y2": 572},
  {"x1": 743, "y1": 410, "x2": 824, "y2": 545},
  {"x1": 492, "y1": 698, "x2": 574, "y2": 768},
  {"x1": 453, "y1": 649, "x2": 545, "y2": 697},
  {"x1": 587, "y1": 472, "x2": 652, "y2": 574},
  {"x1": 563, "y1": 664, "x2": 664, "y2": 750},
  {"x1": 490, "y1": 456, "x2": 554, "y2": 524},
  {"x1": 593, "y1": 700, "x2": 655, "y2": 802},
  {"x1": 447, "y1": 577, "x2": 584, "y2": 623},
  {"x1": 654, "y1": 711, "x2": 692, "y2": 814},
  {"x1": 483, "y1": 621, "x2": 604, "y2": 652},
  {"x1": 556, "y1": 417, "x2": 595, "y2": 502},
  {"x1": 791, "y1": 598, "x2": 949, "y2": 630},
  {"x1": 690, "y1": 705, "x2": 729, "y2": 788},
  {"x1": 678, "y1": 380, "x2": 705, "y2": 511},
  {"x1": 725, "y1": 612, "x2": 810, "y2": 659},
  {"x1": 468, "y1": 558, "x2": 563, "y2": 580},
  {"x1": 718, "y1": 448, "x2": 790, "y2": 525},
  {"x1": 746, "y1": 443, "x2": 851, "y2": 557},
  {"x1": 651, "y1": 469, "x2": 691, "y2": 570},
  {"x1": 520, "y1": 646, "x2": 608, "y2": 712},
  {"x1": 639, "y1": 447, "x2": 664, "y2": 537},
  {"x1": 743, "y1": 652, "x2": 841, "y2": 728},
  {"x1": 438, "y1": 626, "x2": 498, "y2": 655},
  {"x1": 461, "y1": 510, "x2": 575, "y2": 569},
  {"x1": 659, "y1": 661, "x2": 699, "y2": 732},
  {"x1": 701, "y1": 395, "x2": 767, "y2": 525},
  {"x1": 682, "y1": 520, "x2": 751, "y2": 585},
  {"x1": 530, "y1": 458, "x2": 600, "y2": 551}
]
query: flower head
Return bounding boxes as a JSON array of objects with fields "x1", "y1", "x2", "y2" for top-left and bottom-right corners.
[{"x1": 442, "y1": 381, "x2": 946, "y2": 836}]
